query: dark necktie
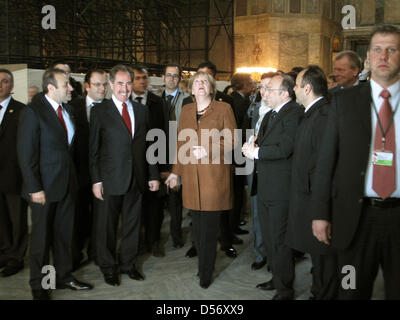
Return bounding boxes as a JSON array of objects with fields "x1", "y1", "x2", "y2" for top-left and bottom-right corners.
[
  {"x1": 372, "y1": 89, "x2": 396, "y2": 199},
  {"x1": 167, "y1": 95, "x2": 176, "y2": 121},
  {"x1": 122, "y1": 102, "x2": 132, "y2": 137},
  {"x1": 57, "y1": 105, "x2": 68, "y2": 138},
  {"x1": 268, "y1": 110, "x2": 277, "y2": 126},
  {"x1": 136, "y1": 97, "x2": 143, "y2": 105}
]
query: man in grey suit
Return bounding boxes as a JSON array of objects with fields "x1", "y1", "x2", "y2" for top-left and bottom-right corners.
[{"x1": 243, "y1": 74, "x2": 303, "y2": 300}]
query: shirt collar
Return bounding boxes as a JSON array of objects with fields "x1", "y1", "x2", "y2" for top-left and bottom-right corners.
[
  {"x1": 370, "y1": 78, "x2": 400, "y2": 111},
  {"x1": 86, "y1": 95, "x2": 103, "y2": 107},
  {"x1": 273, "y1": 99, "x2": 292, "y2": 113},
  {"x1": 0, "y1": 96, "x2": 12, "y2": 110},
  {"x1": 131, "y1": 91, "x2": 148, "y2": 103},
  {"x1": 45, "y1": 95, "x2": 62, "y2": 112},
  {"x1": 165, "y1": 88, "x2": 178, "y2": 99},
  {"x1": 112, "y1": 95, "x2": 132, "y2": 110},
  {"x1": 304, "y1": 96, "x2": 324, "y2": 113}
]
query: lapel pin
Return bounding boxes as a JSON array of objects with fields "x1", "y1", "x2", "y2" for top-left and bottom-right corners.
[{"x1": 9, "y1": 109, "x2": 14, "y2": 113}]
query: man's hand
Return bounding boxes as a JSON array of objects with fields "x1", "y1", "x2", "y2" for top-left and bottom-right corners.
[
  {"x1": 92, "y1": 183, "x2": 104, "y2": 201},
  {"x1": 312, "y1": 220, "x2": 331, "y2": 245},
  {"x1": 165, "y1": 173, "x2": 179, "y2": 189},
  {"x1": 192, "y1": 146, "x2": 208, "y2": 160},
  {"x1": 242, "y1": 141, "x2": 256, "y2": 160},
  {"x1": 31, "y1": 191, "x2": 46, "y2": 205},
  {"x1": 148, "y1": 180, "x2": 160, "y2": 192}
]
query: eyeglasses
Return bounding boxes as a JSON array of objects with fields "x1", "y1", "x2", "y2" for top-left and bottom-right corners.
[
  {"x1": 265, "y1": 88, "x2": 283, "y2": 93},
  {"x1": 165, "y1": 73, "x2": 180, "y2": 79},
  {"x1": 90, "y1": 82, "x2": 108, "y2": 88}
]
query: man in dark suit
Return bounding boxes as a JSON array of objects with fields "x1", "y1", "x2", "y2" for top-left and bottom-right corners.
[
  {"x1": 182, "y1": 61, "x2": 239, "y2": 259},
  {"x1": 329, "y1": 50, "x2": 362, "y2": 94},
  {"x1": 90, "y1": 65, "x2": 160, "y2": 286},
  {"x1": 158, "y1": 63, "x2": 189, "y2": 249},
  {"x1": 243, "y1": 74, "x2": 303, "y2": 300},
  {"x1": 18, "y1": 68, "x2": 93, "y2": 300},
  {"x1": 70, "y1": 69, "x2": 108, "y2": 269},
  {"x1": 0, "y1": 69, "x2": 28, "y2": 277},
  {"x1": 311, "y1": 24, "x2": 400, "y2": 300},
  {"x1": 286, "y1": 65, "x2": 338, "y2": 300},
  {"x1": 130, "y1": 65, "x2": 166, "y2": 257}
]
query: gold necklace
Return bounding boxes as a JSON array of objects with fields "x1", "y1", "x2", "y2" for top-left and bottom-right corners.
[{"x1": 197, "y1": 104, "x2": 210, "y2": 114}]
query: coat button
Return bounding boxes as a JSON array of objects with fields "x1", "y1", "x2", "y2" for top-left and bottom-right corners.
[
  {"x1": 359, "y1": 198, "x2": 364, "y2": 204},
  {"x1": 360, "y1": 171, "x2": 365, "y2": 176}
]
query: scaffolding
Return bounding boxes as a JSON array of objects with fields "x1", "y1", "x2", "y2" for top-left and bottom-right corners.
[{"x1": 0, "y1": 0, "x2": 234, "y2": 76}]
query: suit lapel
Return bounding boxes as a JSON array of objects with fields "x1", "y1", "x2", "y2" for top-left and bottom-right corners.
[
  {"x1": 107, "y1": 100, "x2": 132, "y2": 139},
  {"x1": 358, "y1": 83, "x2": 373, "y2": 138},
  {"x1": 259, "y1": 101, "x2": 293, "y2": 144}
]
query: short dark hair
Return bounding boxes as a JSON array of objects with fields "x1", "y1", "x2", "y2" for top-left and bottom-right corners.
[
  {"x1": 131, "y1": 64, "x2": 148, "y2": 76},
  {"x1": 300, "y1": 65, "x2": 328, "y2": 97},
  {"x1": 84, "y1": 69, "x2": 106, "y2": 85},
  {"x1": 231, "y1": 73, "x2": 251, "y2": 91},
  {"x1": 163, "y1": 63, "x2": 182, "y2": 77},
  {"x1": 0, "y1": 68, "x2": 14, "y2": 84},
  {"x1": 335, "y1": 50, "x2": 362, "y2": 71},
  {"x1": 51, "y1": 61, "x2": 71, "y2": 71},
  {"x1": 261, "y1": 72, "x2": 278, "y2": 80},
  {"x1": 291, "y1": 66, "x2": 304, "y2": 74},
  {"x1": 278, "y1": 74, "x2": 295, "y2": 100},
  {"x1": 109, "y1": 65, "x2": 134, "y2": 83},
  {"x1": 42, "y1": 68, "x2": 68, "y2": 93},
  {"x1": 369, "y1": 24, "x2": 400, "y2": 49},
  {"x1": 197, "y1": 61, "x2": 217, "y2": 77}
]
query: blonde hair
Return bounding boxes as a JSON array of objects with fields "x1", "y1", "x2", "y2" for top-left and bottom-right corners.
[{"x1": 189, "y1": 71, "x2": 216, "y2": 100}]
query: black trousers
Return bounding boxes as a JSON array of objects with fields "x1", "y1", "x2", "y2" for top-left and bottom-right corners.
[
  {"x1": 258, "y1": 198, "x2": 294, "y2": 298},
  {"x1": 97, "y1": 179, "x2": 143, "y2": 274},
  {"x1": 72, "y1": 185, "x2": 97, "y2": 265},
  {"x1": 0, "y1": 192, "x2": 28, "y2": 266},
  {"x1": 166, "y1": 188, "x2": 183, "y2": 244},
  {"x1": 29, "y1": 192, "x2": 76, "y2": 290},
  {"x1": 231, "y1": 173, "x2": 245, "y2": 231},
  {"x1": 338, "y1": 203, "x2": 400, "y2": 300},
  {"x1": 142, "y1": 189, "x2": 163, "y2": 247},
  {"x1": 191, "y1": 210, "x2": 221, "y2": 286},
  {"x1": 310, "y1": 252, "x2": 338, "y2": 300}
]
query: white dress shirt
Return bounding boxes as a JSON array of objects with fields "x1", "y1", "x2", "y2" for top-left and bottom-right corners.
[
  {"x1": 131, "y1": 91, "x2": 148, "y2": 106},
  {"x1": 365, "y1": 79, "x2": 400, "y2": 198},
  {"x1": 85, "y1": 95, "x2": 103, "y2": 121},
  {"x1": 45, "y1": 95, "x2": 75, "y2": 145},
  {"x1": 112, "y1": 95, "x2": 135, "y2": 138},
  {"x1": 0, "y1": 95, "x2": 12, "y2": 125},
  {"x1": 304, "y1": 96, "x2": 324, "y2": 114}
]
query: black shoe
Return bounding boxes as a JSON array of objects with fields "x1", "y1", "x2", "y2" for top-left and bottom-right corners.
[
  {"x1": 221, "y1": 247, "x2": 237, "y2": 258},
  {"x1": 239, "y1": 220, "x2": 247, "y2": 226},
  {"x1": 0, "y1": 259, "x2": 8, "y2": 269},
  {"x1": 103, "y1": 272, "x2": 120, "y2": 286},
  {"x1": 251, "y1": 260, "x2": 266, "y2": 270},
  {"x1": 173, "y1": 240, "x2": 184, "y2": 249},
  {"x1": 57, "y1": 278, "x2": 93, "y2": 290},
  {"x1": 122, "y1": 265, "x2": 144, "y2": 281},
  {"x1": 200, "y1": 281, "x2": 211, "y2": 289},
  {"x1": 232, "y1": 235, "x2": 243, "y2": 245},
  {"x1": 234, "y1": 227, "x2": 249, "y2": 235},
  {"x1": 256, "y1": 280, "x2": 275, "y2": 291},
  {"x1": 152, "y1": 242, "x2": 165, "y2": 257},
  {"x1": 1, "y1": 264, "x2": 24, "y2": 277},
  {"x1": 32, "y1": 289, "x2": 51, "y2": 300},
  {"x1": 185, "y1": 246, "x2": 197, "y2": 258},
  {"x1": 272, "y1": 294, "x2": 293, "y2": 300}
]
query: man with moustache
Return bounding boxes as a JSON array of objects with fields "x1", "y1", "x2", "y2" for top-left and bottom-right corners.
[
  {"x1": 311, "y1": 24, "x2": 400, "y2": 299},
  {"x1": 70, "y1": 69, "x2": 108, "y2": 269},
  {"x1": 18, "y1": 68, "x2": 93, "y2": 300},
  {"x1": 90, "y1": 65, "x2": 159, "y2": 286}
]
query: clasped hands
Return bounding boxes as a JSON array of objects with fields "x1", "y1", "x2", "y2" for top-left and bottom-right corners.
[{"x1": 242, "y1": 135, "x2": 257, "y2": 160}]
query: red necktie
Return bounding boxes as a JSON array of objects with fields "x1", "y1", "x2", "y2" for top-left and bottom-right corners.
[
  {"x1": 122, "y1": 102, "x2": 132, "y2": 136},
  {"x1": 372, "y1": 89, "x2": 396, "y2": 199},
  {"x1": 57, "y1": 105, "x2": 68, "y2": 138}
]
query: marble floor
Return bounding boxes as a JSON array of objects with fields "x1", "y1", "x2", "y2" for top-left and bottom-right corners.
[{"x1": 0, "y1": 209, "x2": 385, "y2": 300}]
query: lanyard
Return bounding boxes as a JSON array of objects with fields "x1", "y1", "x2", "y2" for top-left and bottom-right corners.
[{"x1": 372, "y1": 97, "x2": 398, "y2": 150}]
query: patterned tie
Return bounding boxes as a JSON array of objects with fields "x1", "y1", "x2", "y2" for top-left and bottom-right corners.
[
  {"x1": 122, "y1": 102, "x2": 132, "y2": 137},
  {"x1": 57, "y1": 105, "x2": 68, "y2": 138},
  {"x1": 167, "y1": 95, "x2": 176, "y2": 121},
  {"x1": 372, "y1": 89, "x2": 396, "y2": 199}
]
